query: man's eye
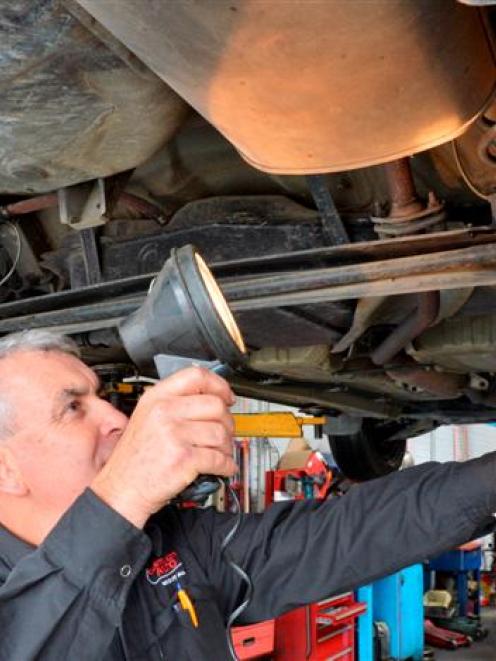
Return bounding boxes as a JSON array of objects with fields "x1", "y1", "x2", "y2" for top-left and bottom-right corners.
[{"x1": 66, "y1": 400, "x2": 82, "y2": 413}]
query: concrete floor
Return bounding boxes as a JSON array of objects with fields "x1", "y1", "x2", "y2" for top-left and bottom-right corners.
[{"x1": 433, "y1": 608, "x2": 496, "y2": 661}]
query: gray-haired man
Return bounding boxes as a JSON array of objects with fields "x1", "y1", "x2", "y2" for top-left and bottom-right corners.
[{"x1": 0, "y1": 330, "x2": 495, "y2": 659}]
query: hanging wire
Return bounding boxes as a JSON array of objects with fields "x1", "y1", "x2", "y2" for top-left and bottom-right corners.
[
  {"x1": 451, "y1": 140, "x2": 491, "y2": 201},
  {"x1": 219, "y1": 478, "x2": 254, "y2": 661},
  {"x1": 0, "y1": 221, "x2": 21, "y2": 288}
]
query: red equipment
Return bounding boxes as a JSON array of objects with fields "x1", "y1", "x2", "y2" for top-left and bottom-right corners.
[
  {"x1": 275, "y1": 592, "x2": 366, "y2": 661},
  {"x1": 424, "y1": 619, "x2": 471, "y2": 650},
  {"x1": 232, "y1": 620, "x2": 275, "y2": 660},
  {"x1": 264, "y1": 451, "x2": 333, "y2": 508},
  {"x1": 259, "y1": 452, "x2": 365, "y2": 660}
]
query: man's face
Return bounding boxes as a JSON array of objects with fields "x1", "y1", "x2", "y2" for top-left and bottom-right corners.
[{"x1": 0, "y1": 350, "x2": 128, "y2": 519}]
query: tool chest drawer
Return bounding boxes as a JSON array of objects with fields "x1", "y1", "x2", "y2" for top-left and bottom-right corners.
[{"x1": 232, "y1": 619, "x2": 275, "y2": 660}]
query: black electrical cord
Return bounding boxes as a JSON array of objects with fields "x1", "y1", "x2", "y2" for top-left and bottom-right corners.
[{"x1": 219, "y1": 478, "x2": 254, "y2": 661}]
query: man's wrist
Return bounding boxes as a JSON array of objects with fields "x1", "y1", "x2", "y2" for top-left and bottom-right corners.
[{"x1": 90, "y1": 477, "x2": 151, "y2": 530}]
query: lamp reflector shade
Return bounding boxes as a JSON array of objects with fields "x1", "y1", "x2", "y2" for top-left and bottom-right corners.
[{"x1": 119, "y1": 245, "x2": 246, "y2": 371}]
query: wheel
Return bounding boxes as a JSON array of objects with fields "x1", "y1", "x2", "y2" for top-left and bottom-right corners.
[{"x1": 327, "y1": 420, "x2": 406, "y2": 481}]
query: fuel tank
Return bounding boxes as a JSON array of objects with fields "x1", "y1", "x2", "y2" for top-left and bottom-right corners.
[
  {"x1": 77, "y1": 0, "x2": 496, "y2": 174},
  {"x1": 0, "y1": 1, "x2": 188, "y2": 194}
]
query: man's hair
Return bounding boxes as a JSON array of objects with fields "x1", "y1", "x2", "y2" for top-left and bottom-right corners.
[
  {"x1": 0, "y1": 330, "x2": 80, "y2": 438},
  {"x1": 0, "y1": 329, "x2": 79, "y2": 360}
]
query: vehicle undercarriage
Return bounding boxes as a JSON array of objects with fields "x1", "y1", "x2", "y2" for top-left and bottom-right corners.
[{"x1": 2, "y1": 0, "x2": 496, "y2": 479}]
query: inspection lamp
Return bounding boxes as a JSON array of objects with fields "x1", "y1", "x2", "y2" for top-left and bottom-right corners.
[
  {"x1": 119, "y1": 244, "x2": 246, "y2": 372},
  {"x1": 119, "y1": 244, "x2": 247, "y2": 502}
]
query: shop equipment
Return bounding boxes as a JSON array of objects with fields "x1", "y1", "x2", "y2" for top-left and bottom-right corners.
[{"x1": 426, "y1": 543, "x2": 482, "y2": 617}]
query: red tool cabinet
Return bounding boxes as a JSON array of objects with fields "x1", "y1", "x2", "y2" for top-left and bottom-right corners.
[
  {"x1": 233, "y1": 464, "x2": 366, "y2": 659},
  {"x1": 274, "y1": 592, "x2": 366, "y2": 661}
]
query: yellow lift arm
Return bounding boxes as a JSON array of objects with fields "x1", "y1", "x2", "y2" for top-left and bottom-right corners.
[{"x1": 233, "y1": 412, "x2": 326, "y2": 438}]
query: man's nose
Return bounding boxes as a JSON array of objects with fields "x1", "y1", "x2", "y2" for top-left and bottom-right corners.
[{"x1": 95, "y1": 398, "x2": 128, "y2": 439}]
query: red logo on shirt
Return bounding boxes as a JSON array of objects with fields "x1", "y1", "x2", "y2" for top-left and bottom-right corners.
[
  {"x1": 148, "y1": 552, "x2": 180, "y2": 577},
  {"x1": 146, "y1": 551, "x2": 186, "y2": 586}
]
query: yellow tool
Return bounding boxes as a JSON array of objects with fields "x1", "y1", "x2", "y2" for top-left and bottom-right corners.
[
  {"x1": 177, "y1": 582, "x2": 199, "y2": 628},
  {"x1": 233, "y1": 412, "x2": 326, "y2": 438}
]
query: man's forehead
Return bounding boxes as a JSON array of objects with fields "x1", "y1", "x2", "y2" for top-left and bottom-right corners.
[{"x1": 0, "y1": 350, "x2": 98, "y2": 391}]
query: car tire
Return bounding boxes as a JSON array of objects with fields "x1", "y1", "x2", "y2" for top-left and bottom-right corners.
[{"x1": 327, "y1": 421, "x2": 407, "y2": 481}]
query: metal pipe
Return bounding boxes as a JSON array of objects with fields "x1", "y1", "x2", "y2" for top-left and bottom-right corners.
[
  {"x1": 1, "y1": 194, "x2": 58, "y2": 217},
  {"x1": 383, "y1": 158, "x2": 424, "y2": 218},
  {"x1": 118, "y1": 192, "x2": 168, "y2": 220},
  {"x1": 230, "y1": 268, "x2": 496, "y2": 311},
  {"x1": 377, "y1": 157, "x2": 444, "y2": 237},
  {"x1": 0, "y1": 191, "x2": 165, "y2": 220},
  {"x1": 223, "y1": 243, "x2": 496, "y2": 301},
  {"x1": 371, "y1": 291, "x2": 439, "y2": 365},
  {"x1": 3, "y1": 262, "x2": 496, "y2": 334},
  {"x1": 0, "y1": 226, "x2": 491, "y2": 323}
]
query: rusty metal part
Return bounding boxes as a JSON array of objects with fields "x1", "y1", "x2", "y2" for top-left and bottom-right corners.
[
  {"x1": 371, "y1": 291, "x2": 439, "y2": 365},
  {"x1": 334, "y1": 287, "x2": 473, "y2": 355},
  {"x1": 1, "y1": 189, "x2": 166, "y2": 223},
  {"x1": 371, "y1": 158, "x2": 444, "y2": 362},
  {"x1": 383, "y1": 159, "x2": 425, "y2": 219},
  {"x1": 373, "y1": 158, "x2": 445, "y2": 237},
  {"x1": 0, "y1": 194, "x2": 58, "y2": 218},
  {"x1": 386, "y1": 361, "x2": 466, "y2": 399},
  {"x1": 372, "y1": 207, "x2": 445, "y2": 238},
  {"x1": 332, "y1": 297, "x2": 387, "y2": 354},
  {"x1": 477, "y1": 123, "x2": 496, "y2": 167},
  {"x1": 228, "y1": 377, "x2": 400, "y2": 419},
  {"x1": 223, "y1": 243, "x2": 496, "y2": 302},
  {"x1": 4, "y1": 252, "x2": 493, "y2": 342},
  {"x1": 76, "y1": 0, "x2": 495, "y2": 175},
  {"x1": 231, "y1": 265, "x2": 496, "y2": 312},
  {"x1": 447, "y1": 98, "x2": 496, "y2": 203},
  {"x1": 327, "y1": 357, "x2": 447, "y2": 402},
  {"x1": 230, "y1": 265, "x2": 496, "y2": 312},
  {"x1": 118, "y1": 193, "x2": 167, "y2": 221}
]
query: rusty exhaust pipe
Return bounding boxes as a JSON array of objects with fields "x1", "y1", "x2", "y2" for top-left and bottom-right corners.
[{"x1": 371, "y1": 290, "x2": 439, "y2": 365}]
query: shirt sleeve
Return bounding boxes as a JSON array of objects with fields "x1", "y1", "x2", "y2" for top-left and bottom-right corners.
[
  {"x1": 182, "y1": 453, "x2": 496, "y2": 623},
  {"x1": 0, "y1": 488, "x2": 151, "y2": 660}
]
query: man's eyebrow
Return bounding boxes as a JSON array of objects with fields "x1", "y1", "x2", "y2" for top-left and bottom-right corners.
[{"x1": 51, "y1": 383, "x2": 97, "y2": 422}]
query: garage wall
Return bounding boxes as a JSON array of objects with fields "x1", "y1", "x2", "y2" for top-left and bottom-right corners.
[{"x1": 408, "y1": 424, "x2": 496, "y2": 465}]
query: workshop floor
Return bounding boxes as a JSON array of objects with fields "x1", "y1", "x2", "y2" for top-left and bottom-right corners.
[{"x1": 433, "y1": 608, "x2": 496, "y2": 660}]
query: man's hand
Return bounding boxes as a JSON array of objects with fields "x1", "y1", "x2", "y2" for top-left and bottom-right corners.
[{"x1": 91, "y1": 367, "x2": 237, "y2": 528}]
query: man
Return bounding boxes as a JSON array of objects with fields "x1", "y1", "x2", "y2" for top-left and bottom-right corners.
[{"x1": 0, "y1": 330, "x2": 495, "y2": 660}]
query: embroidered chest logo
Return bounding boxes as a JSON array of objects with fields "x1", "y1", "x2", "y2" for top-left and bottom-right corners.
[{"x1": 146, "y1": 551, "x2": 186, "y2": 587}]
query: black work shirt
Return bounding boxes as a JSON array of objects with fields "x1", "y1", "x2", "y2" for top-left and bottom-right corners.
[{"x1": 1, "y1": 454, "x2": 496, "y2": 660}]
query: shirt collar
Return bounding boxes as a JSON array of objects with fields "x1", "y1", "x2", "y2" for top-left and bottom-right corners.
[{"x1": 0, "y1": 524, "x2": 34, "y2": 576}]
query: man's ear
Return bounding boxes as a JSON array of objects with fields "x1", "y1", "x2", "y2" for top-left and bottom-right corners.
[{"x1": 0, "y1": 445, "x2": 29, "y2": 496}]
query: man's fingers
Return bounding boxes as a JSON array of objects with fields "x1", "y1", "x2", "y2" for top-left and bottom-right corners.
[
  {"x1": 147, "y1": 367, "x2": 235, "y2": 405},
  {"x1": 187, "y1": 421, "x2": 234, "y2": 454},
  {"x1": 193, "y1": 447, "x2": 238, "y2": 478},
  {"x1": 155, "y1": 394, "x2": 235, "y2": 432},
  {"x1": 159, "y1": 420, "x2": 234, "y2": 456}
]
